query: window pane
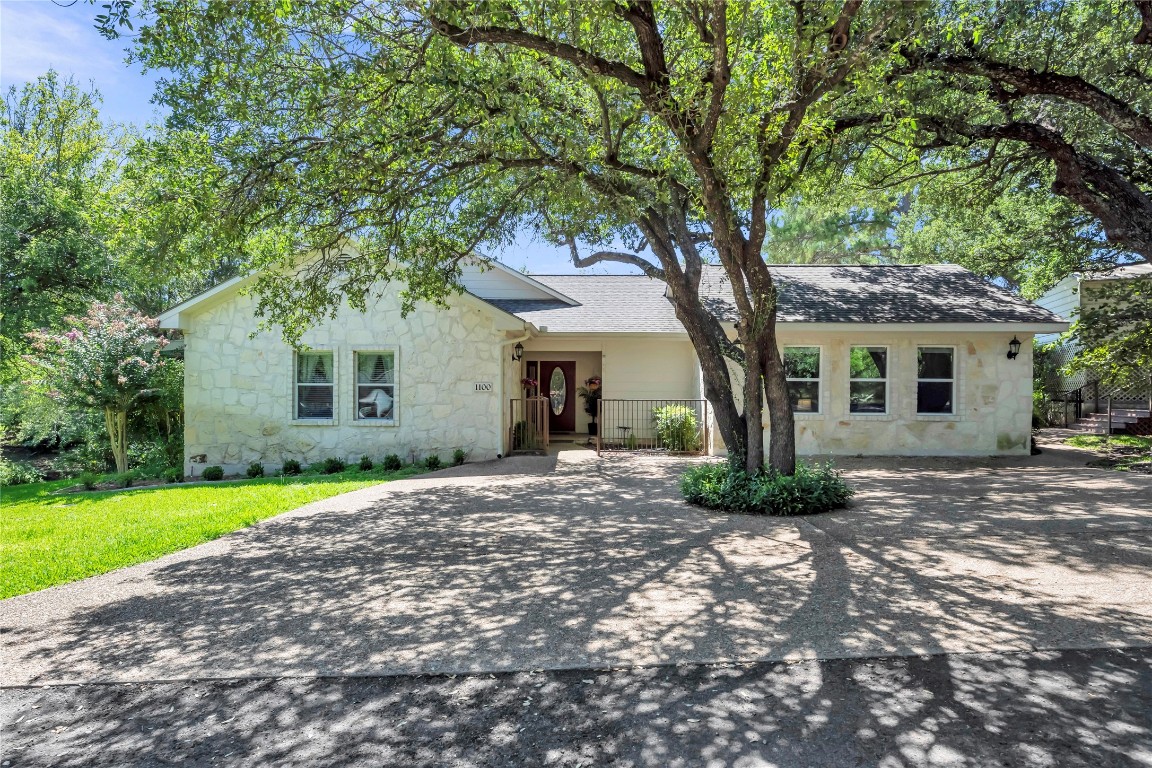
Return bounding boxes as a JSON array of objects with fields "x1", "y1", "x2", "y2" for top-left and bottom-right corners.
[
  {"x1": 784, "y1": 347, "x2": 820, "y2": 379},
  {"x1": 357, "y1": 352, "x2": 394, "y2": 384},
  {"x1": 917, "y1": 348, "x2": 953, "y2": 379},
  {"x1": 787, "y1": 380, "x2": 820, "y2": 412},
  {"x1": 298, "y1": 352, "x2": 332, "y2": 384},
  {"x1": 917, "y1": 381, "x2": 953, "y2": 413},
  {"x1": 850, "y1": 347, "x2": 887, "y2": 379},
  {"x1": 297, "y1": 385, "x2": 333, "y2": 419},
  {"x1": 850, "y1": 381, "x2": 887, "y2": 413}
]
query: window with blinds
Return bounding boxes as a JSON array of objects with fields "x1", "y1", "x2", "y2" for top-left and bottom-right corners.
[
  {"x1": 355, "y1": 351, "x2": 396, "y2": 421},
  {"x1": 296, "y1": 352, "x2": 334, "y2": 419}
]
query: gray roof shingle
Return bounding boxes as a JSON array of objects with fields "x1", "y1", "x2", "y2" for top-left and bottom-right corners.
[{"x1": 481, "y1": 265, "x2": 1064, "y2": 332}]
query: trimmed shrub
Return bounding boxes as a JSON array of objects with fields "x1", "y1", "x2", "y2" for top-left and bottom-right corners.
[
  {"x1": 162, "y1": 468, "x2": 184, "y2": 484},
  {"x1": 281, "y1": 459, "x2": 302, "y2": 476},
  {"x1": 423, "y1": 454, "x2": 442, "y2": 470},
  {"x1": 78, "y1": 471, "x2": 100, "y2": 490},
  {"x1": 201, "y1": 465, "x2": 225, "y2": 481},
  {"x1": 359, "y1": 455, "x2": 374, "y2": 471},
  {"x1": 680, "y1": 461, "x2": 853, "y2": 516},
  {"x1": 452, "y1": 448, "x2": 467, "y2": 466},
  {"x1": 652, "y1": 405, "x2": 701, "y2": 452},
  {"x1": 321, "y1": 457, "x2": 346, "y2": 474},
  {"x1": 112, "y1": 471, "x2": 136, "y2": 488},
  {"x1": 382, "y1": 454, "x2": 403, "y2": 471},
  {"x1": 246, "y1": 462, "x2": 265, "y2": 479}
]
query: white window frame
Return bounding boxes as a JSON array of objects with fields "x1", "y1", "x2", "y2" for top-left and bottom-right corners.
[
  {"x1": 916, "y1": 345, "x2": 956, "y2": 415},
  {"x1": 352, "y1": 349, "x2": 399, "y2": 426},
  {"x1": 294, "y1": 349, "x2": 336, "y2": 423},
  {"x1": 848, "y1": 345, "x2": 890, "y2": 416},
  {"x1": 783, "y1": 345, "x2": 822, "y2": 415}
]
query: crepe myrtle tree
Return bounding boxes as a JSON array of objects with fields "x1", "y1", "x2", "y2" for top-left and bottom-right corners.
[
  {"x1": 25, "y1": 295, "x2": 168, "y2": 473},
  {"x1": 101, "y1": 1, "x2": 919, "y2": 474}
]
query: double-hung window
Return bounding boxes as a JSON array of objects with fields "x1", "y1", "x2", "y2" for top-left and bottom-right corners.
[
  {"x1": 355, "y1": 351, "x2": 396, "y2": 421},
  {"x1": 917, "y1": 347, "x2": 955, "y2": 414},
  {"x1": 296, "y1": 351, "x2": 334, "y2": 419},
  {"x1": 783, "y1": 346, "x2": 821, "y2": 413},
  {"x1": 849, "y1": 346, "x2": 888, "y2": 413}
]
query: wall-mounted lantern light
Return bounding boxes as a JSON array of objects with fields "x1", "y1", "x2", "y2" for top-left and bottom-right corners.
[
  {"x1": 512, "y1": 342, "x2": 524, "y2": 362},
  {"x1": 1006, "y1": 337, "x2": 1021, "y2": 360}
]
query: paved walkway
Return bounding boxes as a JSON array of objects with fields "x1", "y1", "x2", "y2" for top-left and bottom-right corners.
[{"x1": 2, "y1": 446, "x2": 1151, "y2": 686}]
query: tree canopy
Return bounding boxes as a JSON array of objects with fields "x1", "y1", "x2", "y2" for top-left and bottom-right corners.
[{"x1": 87, "y1": 0, "x2": 1152, "y2": 470}]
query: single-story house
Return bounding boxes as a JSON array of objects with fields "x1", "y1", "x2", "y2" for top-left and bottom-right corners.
[{"x1": 158, "y1": 261, "x2": 1067, "y2": 475}]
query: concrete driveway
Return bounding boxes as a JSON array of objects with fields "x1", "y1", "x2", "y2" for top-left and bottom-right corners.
[{"x1": 2, "y1": 446, "x2": 1151, "y2": 686}]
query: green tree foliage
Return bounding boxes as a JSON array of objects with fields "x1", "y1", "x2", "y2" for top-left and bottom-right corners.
[
  {"x1": 112, "y1": 0, "x2": 927, "y2": 475},
  {"x1": 1, "y1": 72, "x2": 121, "y2": 367},
  {"x1": 24, "y1": 295, "x2": 169, "y2": 473},
  {"x1": 1072, "y1": 275, "x2": 1152, "y2": 387}
]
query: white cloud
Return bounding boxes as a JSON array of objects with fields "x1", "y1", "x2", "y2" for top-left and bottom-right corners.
[{"x1": 0, "y1": 1, "x2": 125, "y2": 85}]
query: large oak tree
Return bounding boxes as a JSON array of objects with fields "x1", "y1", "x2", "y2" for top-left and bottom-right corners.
[{"x1": 111, "y1": 0, "x2": 918, "y2": 474}]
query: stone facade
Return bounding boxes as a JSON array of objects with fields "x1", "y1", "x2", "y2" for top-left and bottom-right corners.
[
  {"x1": 770, "y1": 330, "x2": 1034, "y2": 456},
  {"x1": 181, "y1": 285, "x2": 507, "y2": 476}
]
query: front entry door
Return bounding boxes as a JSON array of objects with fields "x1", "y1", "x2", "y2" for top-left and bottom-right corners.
[{"x1": 542, "y1": 360, "x2": 576, "y2": 432}]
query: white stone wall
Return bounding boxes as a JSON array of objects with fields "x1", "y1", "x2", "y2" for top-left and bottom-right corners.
[
  {"x1": 769, "y1": 330, "x2": 1034, "y2": 456},
  {"x1": 182, "y1": 286, "x2": 507, "y2": 476}
]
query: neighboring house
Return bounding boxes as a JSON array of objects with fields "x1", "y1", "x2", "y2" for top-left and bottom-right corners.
[
  {"x1": 159, "y1": 262, "x2": 1066, "y2": 475},
  {"x1": 1032, "y1": 262, "x2": 1152, "y2": 431}
]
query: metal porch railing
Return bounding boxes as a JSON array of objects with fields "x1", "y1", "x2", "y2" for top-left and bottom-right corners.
[
  {"x1": 595, "y1": 399, "x2": 710, "y2": 456},
  {"x1": 508, "y1": 396, "x2": 549, "y2": 453}
]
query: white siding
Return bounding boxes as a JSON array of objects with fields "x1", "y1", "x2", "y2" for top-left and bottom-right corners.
[
  {"x1": 459, "y1": 263, "x2": 560, "y2": 301},
  {"x1": 1033, "y1": 275, "x2": 1079, "y2": 344}
]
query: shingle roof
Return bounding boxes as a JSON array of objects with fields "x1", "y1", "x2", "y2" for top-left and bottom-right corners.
[{"x1": 482, "y1": 265, "x2": 1065, "y2": 332}]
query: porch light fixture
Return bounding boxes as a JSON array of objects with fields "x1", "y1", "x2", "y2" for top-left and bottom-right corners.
[
  {"x1": 512, "y1": 342, "x2": 524, "y2": 362},
  {"x1": 1006, "y1": 337, "x2": 1022, "y2": 360}
]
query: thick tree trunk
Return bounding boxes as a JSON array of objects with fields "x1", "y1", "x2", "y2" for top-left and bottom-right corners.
[{"x1": 762, "y1": 319, "x2": 797, "y2": 476}]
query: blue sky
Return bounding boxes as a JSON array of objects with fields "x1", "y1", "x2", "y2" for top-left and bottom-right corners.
[{"x1": 1, "y1": 0, "x2": 634, "y2": 274}]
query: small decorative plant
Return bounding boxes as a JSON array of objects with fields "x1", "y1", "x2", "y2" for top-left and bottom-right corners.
[
  {"x1": 162, "y1": 468, "x2": 183, "y2": 484},
  {"x1": 520, "y1": 377, "x2": 538, "y2": 391},
  {"x1": 246, "y1": 462, "x2": 265, "y2": 478},
  {"x1": 79, "y1": 471, "x2": 100, "y2": 490},
  {"x1": 452, "y1": 448, "x2": 467, "y2": 466},
  {"x1": 281, "y1": 459, "x2": 302, "y2": 476},
  {"x1": 382, "y1": 453, "x2": 403, "y2": 471},
  {"x1": 423, "y1": 454, "x2": 442, "y2": 470},
  {"x1": 201, "y1": 465, "x2": 224, "y2": 481},
  {"x1": 321, "y1": 457, "x2": 346, "y2": 474},
  {"x1": 652, "y1": 405, "x2": 701, "y2": 452},
  {"x1": 359, "y1": 455, "x2": 374, "y2": 471},
  {"x1": 577, "y1": 376, "x2": 603, "y2": 435}
]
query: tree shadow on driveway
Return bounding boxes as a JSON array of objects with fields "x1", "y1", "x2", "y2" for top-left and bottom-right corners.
[{"x1": 3, "y1": 454, "x2": 1151, "y2": 689}]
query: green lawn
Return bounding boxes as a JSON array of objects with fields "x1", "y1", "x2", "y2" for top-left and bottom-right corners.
[
  {"x1": 1065, "y1": 434, "x2": 1152, "y2": 471},
  {"x1": 0, "y1": 467, "x2": 425, "y2": 599}
]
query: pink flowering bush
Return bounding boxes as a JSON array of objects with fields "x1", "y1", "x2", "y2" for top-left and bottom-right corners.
[{"x1": 25, "y1": 295, "x2": 168, "y2": 473}]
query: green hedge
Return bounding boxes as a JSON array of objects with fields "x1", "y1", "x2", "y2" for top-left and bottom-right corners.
[{"x1": 681, "y1": 460, "x2": 853, "y2": 516}]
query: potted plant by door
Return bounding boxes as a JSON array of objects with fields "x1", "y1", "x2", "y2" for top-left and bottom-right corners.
[{"x1": 577, "y1": 376, "x2": 602, "y2": 436}]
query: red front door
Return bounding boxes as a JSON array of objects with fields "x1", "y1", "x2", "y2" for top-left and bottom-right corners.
[{"x1": 542, "y1": 360, "x2": 576, "y2": 432}]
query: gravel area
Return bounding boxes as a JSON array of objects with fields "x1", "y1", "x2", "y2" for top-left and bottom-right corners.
[
  {"x1": 3, "y1": 647, "x2": 1149, "y2": 767},
  {"x1": 2, "y1": 448, "x2": 1151, "y2": 687}
]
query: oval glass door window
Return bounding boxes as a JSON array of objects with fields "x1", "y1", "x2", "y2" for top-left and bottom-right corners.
[{"x1": 549, "y1": 366, "x2": 566, "y2": 415}]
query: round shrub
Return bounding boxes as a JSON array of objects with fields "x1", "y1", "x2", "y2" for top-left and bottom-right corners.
[
  {"x1": 78, "y1": 471, "x2": 101, "y2": 490},
  {"x1": 321, "y1": 457, "x2": 346, "y2": 474},
  {"x1": 246, "y1": 462, "x2": 265, "y2": 479},
  {"x1": 162, "y1": 468, "x2": 184, "y2": 484},
  {"x1": 451, "y1": 448, "x2": 467, "y2": 466},
  {"x1": 423, "y1": 454, "x2": 442, "y2": 470},
  {"x1": 359, "y1": 455, "x2": 374, "y2": 471},
  {"x1": 281, "y1": 459, "x2": 302, "y2": 476},
  {"x1": 680, "y1": 461, "x2": 853, "y2": 516},
  {"x1": 0, "y1": 459, "x2": 43, "y2": 487},
  {"x1": 201, "y1": 465, "x2": 225, "y2": 481},
  {"x1": 382, "y1": 454, "x2": 403, "y2": 472}
]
